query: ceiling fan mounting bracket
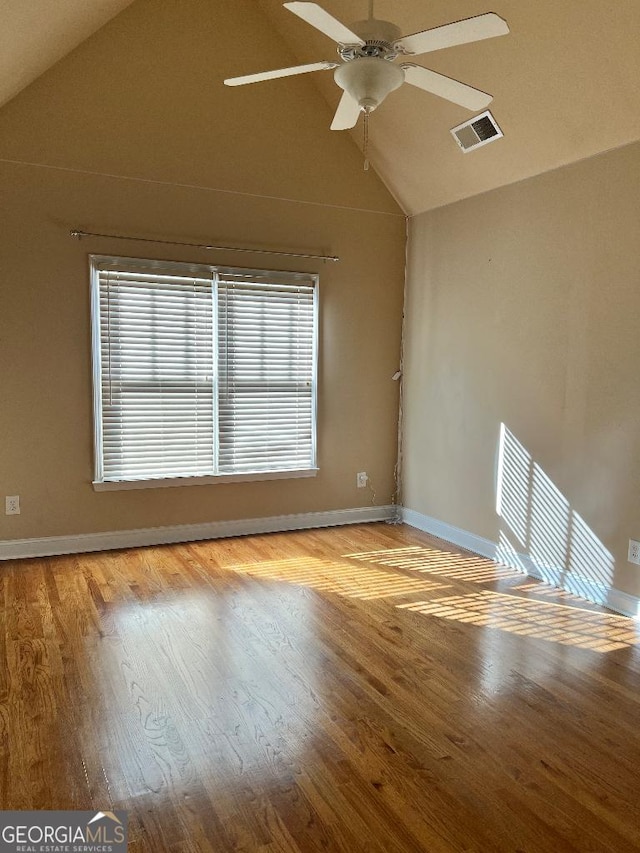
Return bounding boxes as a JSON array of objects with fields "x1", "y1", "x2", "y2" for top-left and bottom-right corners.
[{"x1": 338, "y1": 16, "x2": 402, "y2": 60}]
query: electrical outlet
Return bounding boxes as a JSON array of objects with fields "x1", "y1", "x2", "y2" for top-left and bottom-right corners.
[
  {"x1": 5, "y1": 495, "x2": 20, "y2": 515},
  {"x1": 356, "y1": 472, "x2": 368, "y2": 489},
  {"x1": 629, "y1": 539, "x2": 640, "y2": 565}
]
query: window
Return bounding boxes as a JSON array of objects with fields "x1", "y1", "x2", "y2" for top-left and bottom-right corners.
[{"x1": 90, "y1": 255, "x2": 318, "y2": 488}]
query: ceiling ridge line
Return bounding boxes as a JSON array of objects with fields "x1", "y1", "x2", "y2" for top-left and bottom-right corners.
[{"x1": 0, "y1": 156, "x2": 405, "y2": 218}]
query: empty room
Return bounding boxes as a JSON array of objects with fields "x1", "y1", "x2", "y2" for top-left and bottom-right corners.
[{"x1": 1, "y1": 1, "x2": 639, "y2": 851}]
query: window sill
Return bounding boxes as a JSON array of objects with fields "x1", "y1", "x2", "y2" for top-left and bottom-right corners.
[{"x1": 93, "y1": 468, "x2": 319, "y2": 492}]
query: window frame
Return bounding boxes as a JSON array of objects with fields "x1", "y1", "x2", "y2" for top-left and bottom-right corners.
[{"x1": 89, "y1": 254, "x2": 319, "y2": 491}]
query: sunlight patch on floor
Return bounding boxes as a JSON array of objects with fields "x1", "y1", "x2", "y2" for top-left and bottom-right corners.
[
  {"x1": 397, "y1": 590, "x2": 640, "y2": 652},
  {"x1": 345, "y1": 545, "x2": 525, "y2": 584},
  {"x1": 226, "y1": 556, "x2": 450, "y2": 600},
  {"x1": 219, "y1": 544, "x2": 637, "y2": 653},
  {"x1": 512, "y1": 580, "x2": 592, "y2": 605}
]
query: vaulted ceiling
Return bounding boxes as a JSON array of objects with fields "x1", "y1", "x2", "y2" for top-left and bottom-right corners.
[
  {"x1": 0, "y1": 0, "x2": 135, "y2": 108},
  {"x1": 2, "y1": 0, "x2": 640, "y2": 215},
  {"x1": 254, "y1": 0, "x2": 640, "y2": 214}
]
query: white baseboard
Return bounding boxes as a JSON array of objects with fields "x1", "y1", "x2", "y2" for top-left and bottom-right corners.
[
  {"x1": 401, "y1": 508, "x2": 499, "y2": 561},
  {"x1": 401, "y1": 507, "x2": 640, "y2": 619},
  {"x1": 5, "y1": 502, "x2": 637, "y2": 619},
  {"x1": 0, "y1": 505, "x2": 397, "y2": 561}
]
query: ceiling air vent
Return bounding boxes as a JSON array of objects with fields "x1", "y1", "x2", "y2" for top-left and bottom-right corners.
[{"x1": 451, "y1": 110, "x2": 503, "y2": 153}]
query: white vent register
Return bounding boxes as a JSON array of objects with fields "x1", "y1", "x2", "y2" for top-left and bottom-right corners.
[{"x1": 451, "y1": 110, "x2": 503, "y2": 152}]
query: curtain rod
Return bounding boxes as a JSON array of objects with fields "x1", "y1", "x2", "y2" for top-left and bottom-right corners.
[{"x1": 70, "y1": 229, "x2": 339, "y2": 263}]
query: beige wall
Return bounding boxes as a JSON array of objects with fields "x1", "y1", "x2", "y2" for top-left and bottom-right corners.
[
  {"x1": 403, "y1": 140, "x2": 640, "y2": 601},
  {"x1": 0, "y1": 0, "x2": 405, "y2": 541}
]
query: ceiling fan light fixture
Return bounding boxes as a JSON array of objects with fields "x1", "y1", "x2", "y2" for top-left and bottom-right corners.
[
  {"x1": 334, "y1": 57, "x2": 404, "y2": 112},
  {"x1": 225, "y1": 3, "x2": 510, "y2": 133}
]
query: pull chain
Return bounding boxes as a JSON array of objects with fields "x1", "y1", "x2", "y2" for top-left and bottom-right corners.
[{"x1": 363, "y1": 110, "x2": 370, "y2": 171}]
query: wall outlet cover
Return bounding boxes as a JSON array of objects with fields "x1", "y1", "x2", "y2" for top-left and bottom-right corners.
[{"x1": 5, "y1": 495, "x2": 20, "y2": 515}]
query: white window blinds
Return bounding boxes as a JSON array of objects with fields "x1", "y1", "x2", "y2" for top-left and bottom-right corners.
[
  {"x1": 91, "y1": 257, "x2": 318, "y2": 485},
  {"x1": 218, "y1": 276, "x2": 316, "y2": 474}
]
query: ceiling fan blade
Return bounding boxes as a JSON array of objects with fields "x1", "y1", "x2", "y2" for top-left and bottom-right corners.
[
  {"x1": 224, "y1": 60, "x2": 338, "y2": 86},
  {"x1": 396, "y1": 13, "x2": 508, "y2": 56},
  {"x1": 331, "y1": 91, "x2": 361, "y2": 130},
  {"x1": 283, "y1": 2, "x2": 365, "y2": 46},
  {"x1": 401, "y1": 64, "x2": 493, "y2": 111}
]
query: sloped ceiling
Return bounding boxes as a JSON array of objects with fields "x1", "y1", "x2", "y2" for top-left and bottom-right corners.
[
  {"x1": 2, "y1": 0, "x2": 639, "y2": 215},
  {"x1": 0, "y1": 0, "x2": 135, "y2": 108},
  {"x1": 254, "y1": 0, "x2": 640, "y2": 214},
  {"x1": 0, "y1": 0, "x2": 398, "y2": 214}
]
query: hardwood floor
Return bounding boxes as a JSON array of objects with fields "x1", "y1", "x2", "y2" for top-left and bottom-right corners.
[{"x1": 1, "y1": 522, "x2": 639, "y2": 852}]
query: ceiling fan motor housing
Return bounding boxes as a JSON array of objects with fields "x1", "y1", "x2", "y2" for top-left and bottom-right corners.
[{"x1": 334, "y1": 57, "x2": 404, "y2": 112}]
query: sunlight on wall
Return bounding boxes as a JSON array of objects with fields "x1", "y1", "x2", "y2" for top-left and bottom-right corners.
[
  {"x1": 495, "y1": 530, "x2": 528, "y2": 572},
  {"x1": 569, "y1": 511, "x2": 615, "y2": 591},
  {"x1": 397, "y1": 590, "x2": 639, "y2": 652},
  {"x1": 496, "y1": 423, "x2": 530, "y2": 545},
  {"x1": 496, "y1": 424, "x2": 615, "y2": 604},
  {"x1": 530, "y1": 463, "x2": 570, "y2": 571}
]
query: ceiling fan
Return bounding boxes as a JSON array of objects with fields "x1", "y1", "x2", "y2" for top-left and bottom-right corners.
[{"x1": 224, "y1": 1, "x2": 509, "y2": 130}]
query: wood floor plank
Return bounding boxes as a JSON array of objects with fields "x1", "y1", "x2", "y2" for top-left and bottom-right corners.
[{"x1": 1, "y1": 522, "x2": 640, "y2": 851}]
